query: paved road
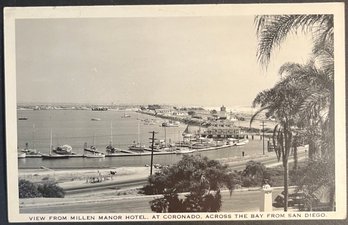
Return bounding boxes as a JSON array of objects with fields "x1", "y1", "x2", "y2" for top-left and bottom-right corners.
[
  {"x1": 64, "y1": 151, "x2": 306, "y2": 195},
  {"x1": 20, "y1": 151, "x2": 305, "y2": 213},
  {"x1": 20, "y1": 189, "x2": 284, "y2": 213}
]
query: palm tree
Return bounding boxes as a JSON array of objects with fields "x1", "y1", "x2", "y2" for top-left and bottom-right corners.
[
  {"x1": 254, "y1": 15, "x2": 336, "y2": 210},
  {"x1": 255, "y1": 15, "x2": 333, "y2": 67},
  {"x1": 250, "y1": 79, "x2": 303, "y2": 211},
  {"x1": 255, "y1": 14, "x2": 334, "y2": 159},
  {"x1": 278, "y1": 61, "x2": 334, "y2": 161}
]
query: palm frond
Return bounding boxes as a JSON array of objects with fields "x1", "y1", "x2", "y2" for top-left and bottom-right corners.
[
  {"x1": 255, "y1": 15, "x2": 333, "y2": 67},
  {"x1": 249, "y1": 106, "x2": 270, "y2": 127}
]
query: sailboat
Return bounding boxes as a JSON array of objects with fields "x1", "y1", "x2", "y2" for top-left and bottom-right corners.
[
  {"x1": 42, "y1": 130, "x2": 69, "y2": 159},
  {"x1": 20, "y1": 124, "x2": 41, "y2": 156},
  {"x1": 182, "y1": 124, "x2": 194, "y2": 138},
  {"x1": 128, "y1": 122, "x2": 146, "y2": 152},
  {"x1": 106, "y1": 121, "x2": 118, "y2": 154},
  {"x1": 84, "y1": 134, "x2": 105, "y2": 158}
]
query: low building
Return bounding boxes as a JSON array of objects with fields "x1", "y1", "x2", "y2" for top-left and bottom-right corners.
[{"x1": 202, "y1": 120, "x2": 242, "y2": 139}]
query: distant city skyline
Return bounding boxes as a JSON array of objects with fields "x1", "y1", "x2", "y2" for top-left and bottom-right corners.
[{"x1": 16, "y1": 16, "x2": 312, "y2": 107}]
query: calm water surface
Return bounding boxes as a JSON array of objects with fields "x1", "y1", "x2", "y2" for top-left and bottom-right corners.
[{"x1": 17, "y1": 110, "x2": 266, "y2": 169}]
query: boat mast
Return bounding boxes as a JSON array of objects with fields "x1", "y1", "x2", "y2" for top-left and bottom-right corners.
[
  {"x1": 110, "y1": 121, "x2": 113, "y2": 146},
  {"x1": 137, "y1": 121, "x2": 140, "y2": 144},
  {"x1": 164, "y1": 126, "x2": 167, "y2": 147},
  {"x1": 49, "y1": 129, "x2": 52, "y2": 155},
  {"x1": 32, "y1": 124, "x2": 35, "y2": 149}
]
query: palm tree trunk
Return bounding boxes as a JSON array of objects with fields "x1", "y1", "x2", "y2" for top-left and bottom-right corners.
[
  {"x1": 284, "y1": 160, "x2": 289, "y2": 212},
  {"x1": 308, "y1": 139, "x2": 316, "y2": 160},
  {"x1": 293, "y1": 145, "x2": 298, "y2": 170},
  {"x1": 283, "y1": 125, "x2": 291, "y2": 212}
]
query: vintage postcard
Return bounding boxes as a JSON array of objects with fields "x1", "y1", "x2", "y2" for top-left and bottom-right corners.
[{"x1": 4, "y1": 3, "x2": 346, "y2": 222}]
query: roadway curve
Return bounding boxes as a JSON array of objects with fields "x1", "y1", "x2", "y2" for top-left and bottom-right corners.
[{"x1": 64, "y1": 151, "x2": 306, "y2": 195}]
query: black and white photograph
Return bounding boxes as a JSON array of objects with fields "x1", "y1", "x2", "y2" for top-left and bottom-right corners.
[{"x1": 3, "y1": 3, "x2": 346, "y2": 222}]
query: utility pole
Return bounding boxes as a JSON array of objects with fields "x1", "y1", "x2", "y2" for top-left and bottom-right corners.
[
  {"x1": 261, "y1": 121, "x2": 265, "y2": 155},
  {"x1": 149, "y1": 131, "x2": 157, "y2": 176},
  {"x1": 164, "y1": 126, "x2": 167, "y2": 147}
]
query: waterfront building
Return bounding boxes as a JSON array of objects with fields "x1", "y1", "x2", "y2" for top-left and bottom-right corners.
[{"x1": 202, "y1": 120, "x2": 242, "y2": 139}]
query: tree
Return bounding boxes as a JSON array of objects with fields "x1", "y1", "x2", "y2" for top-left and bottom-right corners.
[
  {"x1": 278, "y1": 61, "x2": 334, "y2": 161},
  {"x1": 250, "y1": 79, "x2": 303, "y2": 211},
  {"x1": 19, "y1": 179, "x2": 42, "y2": 198},
  {"x1": 19, "y1": 179, "x2": 65, "y2": 198},
  {"x1": 37, "y1": 182, "x2": 65, "y2": 198},
  {"x1": 254, "y1": 14, "x2": 335, "y2": 211},
  {"x1": 241, "y1": 161, "x2": 270, "y2": 187},
  {"x1": 255, "y1": 14, "x2": 334, "y2": 161},
  {"x1": 141, "y1": 155, "x2": 238, "y2": 212},
  {"x1": 255, "y1": 15, "x2": 333, "y2": 67}
]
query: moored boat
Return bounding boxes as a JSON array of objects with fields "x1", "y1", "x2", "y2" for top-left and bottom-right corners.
[
  {"x1": 53, "y1": 145, "x2": 75, "y2": 155},
  {"x1": 18, "y1": 152, "x2": 26, "y2": 159},
  {"x1": 128, "y1": 122, "x2": 146, "y2": 152},
  {"x1": 175, "y1": 148, "x2": 195, "y2": 154},
  {"x1": 20, "y1": 143, "x2": 40, "y2": 155},
  {"x1": 161, "y1": 120, "x2": 179, "y2": 127},
  {"x1": 42, "y1": 129, "x2": 71, "y2": 159},
  {"x1": 85, "y1": 153, "x2": 105, "y2": 158},
  {"x1": 129, "y1": 143, "x2": 147, "y2": 152}
]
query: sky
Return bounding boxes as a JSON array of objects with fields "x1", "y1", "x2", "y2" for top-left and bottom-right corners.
[{"x1": 15, "y1": 16, "x2": 313, "y2": 107}]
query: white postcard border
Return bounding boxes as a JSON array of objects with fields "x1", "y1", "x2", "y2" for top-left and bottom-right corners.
[{"x1": 4, "y1": 3, "x2": 346, "y2": 222}]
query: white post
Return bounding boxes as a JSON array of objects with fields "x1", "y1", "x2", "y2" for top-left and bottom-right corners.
[{"x1": 260, "y1": 183, "x2": 273, "y2": 212}]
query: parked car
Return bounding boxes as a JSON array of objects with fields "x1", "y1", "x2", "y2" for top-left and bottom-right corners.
[
  {"x1": 274, "y1": 190, "x2": 332, "y2": 211},
  {"x1": 273, "y1": 191, "x2": 306, "y2": 208}
]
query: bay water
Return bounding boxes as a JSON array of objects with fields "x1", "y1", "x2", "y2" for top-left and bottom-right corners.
[{"x1": 17, "y1": 110, "x2": 265, "y2": 169}]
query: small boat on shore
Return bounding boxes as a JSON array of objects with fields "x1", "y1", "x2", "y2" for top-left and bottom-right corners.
[
  {"x1": 91, "y1": 118, "x2": 101, "y2": 121},
  {"x1": 18, "y1": 117, "x2": 28, "y2": 120}
]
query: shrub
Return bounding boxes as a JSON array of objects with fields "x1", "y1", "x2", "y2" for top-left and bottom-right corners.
[
  {"x1": 142, "y1": 155, "x2": 238, "y2": 212},
  {"x1": 37, "y1": 182, "x2": 65, "y2": 198},
  {"x1": 241, "y1": 161, "x2": 271, "y2": 187},
  {"x1": 19, "y1": 179, "x2": 42, "y2": 198}
]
